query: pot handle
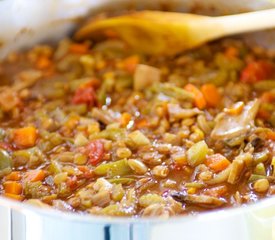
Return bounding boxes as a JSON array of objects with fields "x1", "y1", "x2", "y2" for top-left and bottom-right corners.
[
  {"x1": 245, "y1": 201, "x2": 275, "y2": 240},
  {"x1": 0, "y1": 205, "x2": 11, "y2": 240}
]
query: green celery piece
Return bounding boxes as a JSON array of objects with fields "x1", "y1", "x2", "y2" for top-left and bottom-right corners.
[
  {"x1": 93, "y1": 128, "x2": 126, "y2": 141},
  {"x1": 94, "y1": 159, "x2": 133, "y2": 177},
  {"x1": 0, "y1": 149, "x2": 12, "y2": 170},
  {"x1": 187, "y1": 140, "x2": 209, "y2": 167},
  {"x1": 248, "y1": 174, "x2": 267, "y2": 183},
  {"x1": 108, "y1": 178, "x2": 135, "y2": 185},
  {"x1": 158, "y1": 83, "x2": 194, "y2": 100}
]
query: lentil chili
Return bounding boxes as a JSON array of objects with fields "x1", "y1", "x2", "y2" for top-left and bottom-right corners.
[{"x1": 0, "y1": 31, "x2": 274, "y2": 217}]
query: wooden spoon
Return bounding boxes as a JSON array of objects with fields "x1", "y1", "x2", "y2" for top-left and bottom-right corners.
[{"x1": 75, "y1": 9, "x2": 275, "y2": 55}]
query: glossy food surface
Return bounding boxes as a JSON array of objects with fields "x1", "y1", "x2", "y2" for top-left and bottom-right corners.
[{"x1": 0, "y1": 34, "x2": 274, "y2": 217}]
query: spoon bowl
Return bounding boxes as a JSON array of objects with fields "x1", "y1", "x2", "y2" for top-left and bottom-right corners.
[{"x1": 75, "y1": 9, "x2": 275, "y2": 55}]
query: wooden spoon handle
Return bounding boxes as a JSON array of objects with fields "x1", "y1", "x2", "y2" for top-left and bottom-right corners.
[{"x1": 215, "y1": 8, "x2": 275, "y2": 36}]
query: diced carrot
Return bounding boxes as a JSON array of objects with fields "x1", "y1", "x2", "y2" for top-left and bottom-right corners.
[
  {"x1": 135, "y1": 118, "x2": 148, "y2": 129},
  {"x1": 24, "y1": 170, "x2": 46, "y2": 182},
  {"x1": 5, "y1": 171, "x2": 21, "y2": 181},
  {"x1": 69, "y1": 43, "x2": 89, "y2": 54},
  {"x1": 77, "y1": 166, "x2": 88, "y2": 172},
  {"x1": 80, "y1": 78, "x2": 101, "y2": 89},
  {"x1": 224, "y1": 46, "x2": 238, "y2": 59},
  {"x1": 201, "y1": 83, "x2": 221, "y2": 108},
  {"x1": 206, "y1": 154, "x2": 231, "y2": 173},
  {"x1": 122, "y1": 55, "x2": 140, "y2": 73},
  {"x1": 204, "y1": 185, "x2": 228, "y2": 198},
  {"x1": 82, "y1": 169, "x2": 94, "y2": 179},
  {"x1": 3, "y1": 181, "x2": 23, "y2": 195},
  {"x1": 13, "y1": 126, "x2": 37, "y2": 148},
  {"x1": 35, "y1": 56, "x2": 51, "y2": 70},
  {"x1": 184, "y1": 84, "x2": 206, "y2": 109},
  {"x1": 240, "y1": 60, "x2": 273, "y2": 83},
  {"x1": 266, "y1": 131, "x2": 275, "y2": 141},
  {"x1": 77, "y1": 165, "x2": 95, "y2": 177},
  {"x1": 4, "y1": 193, "x2": 24, "y2": 201},
  {"x1": 120, "y1": 112, "x2": 132, "y2": 127}
]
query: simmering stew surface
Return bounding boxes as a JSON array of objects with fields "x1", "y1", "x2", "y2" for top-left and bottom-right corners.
[{"x1": 0, "y1": 23, "x2": 274, "y2": 217}]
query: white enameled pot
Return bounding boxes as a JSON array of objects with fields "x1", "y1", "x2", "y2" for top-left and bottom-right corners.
[{"x1": 0, "y1": 1, "x2": 275, "y2": 239}]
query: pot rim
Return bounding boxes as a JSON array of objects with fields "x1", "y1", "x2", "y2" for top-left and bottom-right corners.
[{"x1": 1, "y1": 195, "x2": 275, "y2": 224}]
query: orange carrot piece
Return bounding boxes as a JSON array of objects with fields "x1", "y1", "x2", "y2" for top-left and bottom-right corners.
[
  {"x1": 13, "y1": 126, "x2": 37, "y2": 148},
  {"x1": 266, "y1": 131, "x2": 275, "y2": 141},
  {"x1": 135, "y1": 118, "x2": 148, "y2": 129},
  {"x1": 206, "y1": 154, "x2": 231, "y2": 173},
  {"x1": 3, "y1": 181, "x2": 23, "y2": 195},
  {"x1": 69, "y1": 43, "x2": 89, "y2": 54},
  {"x1": 184, "y1": 84, "x2": 206, "y2": 109},
  {"x1": 4, "y1": 193, "x2": 24, "y2": 201},
  {"x1": 35, "y1": 56, "x2": 51, "y2": 69},
  {"x1": 122, "y1": 55, "x2": 140, "y2": 73},
  {"x1": 77, "y1": 166, "x2": 88, "y2": 172},
  {"x1": 224, "y1": 47, "x2": 238, "y2": 59},
  {"x1": 5, "y1": 171, "x2": 21, "y2": 181},
  {"x1": 24, "y1": 170, "x2": 46, "y2": 182},
  {"x1": 81, "y1": 78, "x2": 101, "y2": 89},
  {"x1": 121, "y1": 112, "x2": 132, "y2": 127},
  {"x1": 77, "y1": 166, "x2": 94, "y2": 178},
  {"x1": 201, "y1": 83, "x2": 221, "y2": 108}
]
